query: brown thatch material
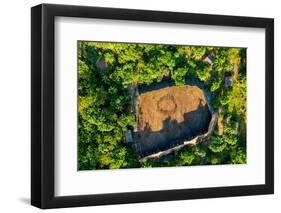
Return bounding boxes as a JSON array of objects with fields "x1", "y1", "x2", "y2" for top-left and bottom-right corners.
[{"x1": 131, "y1": 86, "x2": 212, "y2": 157}]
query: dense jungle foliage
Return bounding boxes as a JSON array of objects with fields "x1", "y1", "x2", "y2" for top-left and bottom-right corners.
[{"x1": 78, "y1": 41, "x2": 246, "y2": 170}]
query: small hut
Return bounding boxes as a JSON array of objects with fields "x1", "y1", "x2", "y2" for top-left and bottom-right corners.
[
  {"x1": 203, "y1": 55, "x2": 214, "y2": 65},
  {"x1": 95, "y1": 56, "x2": 108, "y2": 70},
  {"x1": 225, "y1": 76, "x2": 233, "y2": 88}
]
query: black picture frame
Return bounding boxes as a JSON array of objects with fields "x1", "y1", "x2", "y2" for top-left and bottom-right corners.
[{"x1": 31, "y1": 3, "x2": 274, "y2": 209}]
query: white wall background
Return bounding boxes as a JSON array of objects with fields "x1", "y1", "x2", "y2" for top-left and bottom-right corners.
[{"x1": 0, "y1": 0, "x2": 279, "y2": 212}]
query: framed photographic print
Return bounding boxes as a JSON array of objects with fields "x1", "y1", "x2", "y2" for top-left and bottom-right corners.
[{"x1": 31, "y1": 3, "x2": 274, "y2": 209}]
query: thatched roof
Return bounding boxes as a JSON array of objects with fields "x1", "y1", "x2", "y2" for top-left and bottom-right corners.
[{"x1": 131, "y1": 86, "x2": 212, "y2": 157}]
